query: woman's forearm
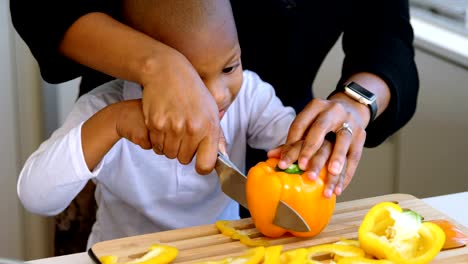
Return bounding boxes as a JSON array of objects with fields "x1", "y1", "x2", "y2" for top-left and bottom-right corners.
[{"x1": 59, "y1": 12, "x2": 171, "y2": 85}]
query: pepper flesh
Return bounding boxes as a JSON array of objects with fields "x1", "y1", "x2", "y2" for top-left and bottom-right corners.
[
  {"x1": 358, "y1": 202, "x2": 445, "y2": 264},
  {"x1": 215, "y1": 220, "x2": 269, "y2": 246},
  {"x1": 99, "y1": 244, "x2": 178, "y2": 264},
  {"x1": 246, "y1": 158, "x2": 336, "y2": 237},
  {"x1": 307, "y1": 244, "x2": 365, "y2": 262},
  {"x1": 196, "y1": 247, "x2": 265, "y2": 264}
]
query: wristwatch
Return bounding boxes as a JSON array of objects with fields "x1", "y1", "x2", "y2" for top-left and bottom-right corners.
[{"x1": 331, "y1": 82, "x2": 378, "y2": 123}]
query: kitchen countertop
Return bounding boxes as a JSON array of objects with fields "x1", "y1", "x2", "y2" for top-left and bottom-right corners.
[{"x1": 25, "y1": 191, "x2": 468, "y2": 264}]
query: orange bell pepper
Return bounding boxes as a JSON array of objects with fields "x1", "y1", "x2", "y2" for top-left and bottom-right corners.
[
  {"x1": 246, "y1": 158, "x2": 336, "y2": 238},
  {"x1": 358, "y1": 202, "x2": 445, "y2": 264},
  {"x1": 428, "y1": 219, "x2": 468, "y2": 249}
]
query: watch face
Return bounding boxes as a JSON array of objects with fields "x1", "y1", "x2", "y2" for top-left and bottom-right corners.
[{"x1": 346, "y1": 82, "x2": 376, "y2": 101}]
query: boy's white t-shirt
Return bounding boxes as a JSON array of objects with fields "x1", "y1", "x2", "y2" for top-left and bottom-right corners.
[{"x1": 17, "y1": 70, "x2": 295, "y2": 248}]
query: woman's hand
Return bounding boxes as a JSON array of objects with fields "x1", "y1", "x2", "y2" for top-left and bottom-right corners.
[
  {"x1": 60, "y1": 13, "x2": 220, "y2": 175},
  {"x1": 269, "y1": 97, "x2": 369, "y2": 198},
  {"x1": 140, "y1": 48, "x2": 220, "y2": 175}
]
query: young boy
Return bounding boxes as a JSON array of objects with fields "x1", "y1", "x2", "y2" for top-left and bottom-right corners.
[{"x1": 17, "y1": 0, "x2": 295, "y2": 248}]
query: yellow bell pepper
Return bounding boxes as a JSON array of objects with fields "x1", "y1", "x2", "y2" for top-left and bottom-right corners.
[
  {"x1": 358, "y1": 202, "x2": 445, "y2": 264},
  {"x1": 99, "y1": 244, "x2": 178, "y2": 264},
  {"x1": 246, "y1": 158, "x2": 336, "y2": 238},
  {"x1": 215, "y1": 220, "x2": 269, "y2": 246}
]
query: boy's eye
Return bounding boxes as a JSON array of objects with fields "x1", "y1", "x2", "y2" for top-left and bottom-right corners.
[{"x1": 222, "y1": 64, "x2": 239, "y2": 74}]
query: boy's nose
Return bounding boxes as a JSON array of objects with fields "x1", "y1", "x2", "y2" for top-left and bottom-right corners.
[{"x1": 206, "y1": 82, "x2": 230, "y2": 108}]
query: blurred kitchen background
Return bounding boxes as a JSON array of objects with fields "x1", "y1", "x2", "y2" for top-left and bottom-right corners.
[{"x1": 1, "y1": 0, "x2": 468, "y2": 261}]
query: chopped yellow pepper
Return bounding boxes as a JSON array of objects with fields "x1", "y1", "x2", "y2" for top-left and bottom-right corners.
[
  {"x1": 196, "y1": 247, "x2": 266, "y2": 264},
  {"x1": 358, "y1": 202, "x2": 445, "y2": 264},
  {"x1": 216, "y1": 220, "x2": 269, "y2": 246},
  {"x1": 100, "y1": 256, "x2": 119, "y2": 264},
  {"x1": 263, "y1": 245, "x2": 283, "y2": 264},
  {"x1": 336, "y1": 257, "x2": 393, "y2": 264},
  {"x1": 307, "y1": 244, "x2": 365, "y2": 263},
  {"x1": 99, "y1": 244, "x2": 178, "y2": 264},
  {"x1": 280, "y1": 248, "x2": 308, "y2": 264}
]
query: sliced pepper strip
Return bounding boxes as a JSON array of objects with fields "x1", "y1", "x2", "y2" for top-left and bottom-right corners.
[
  {"x1": 99, "y1": 244, "x2": 178, "y2": 264},
  {"x1": 216, "y1": 220, "x2": 269, "y2": 246},
  {"x1": 100, "y1": 256, "x2": 119, "y2": 264},
  {"x1": 280, "y1": 248, "x2": 308, "y2": 264},
  {"x1": 336, "y1": 257, "x2": 393, "y2": 264},
  {"x1": 196, "y1": 247, "x2": 265, "y2": 264},
  {"x1": 358, "y1": 202, "x2": 445, "y2": 264},
  {"x1": 263, "y1": 245, "x2": 283, "y2": 264},
  {"x1": 307, "y1": 244, "x2": 365, "y2": 263}
]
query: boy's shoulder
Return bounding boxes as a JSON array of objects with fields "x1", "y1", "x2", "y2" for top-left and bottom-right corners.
[
  {"x1": 239, "y1": 70, "x2": 275, "y2": 99},
  {"x1": 79, "y1": 79, "x2": 126, "y2": 104}
]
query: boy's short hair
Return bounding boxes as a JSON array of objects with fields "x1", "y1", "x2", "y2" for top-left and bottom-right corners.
[{"x1": 121, "y1": 0, "x2": 237, "y2": 45}]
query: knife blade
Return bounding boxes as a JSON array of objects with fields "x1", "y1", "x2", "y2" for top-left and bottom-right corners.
[{"x1": 214, "y1": 151, "x2": 311, "y2": 232}]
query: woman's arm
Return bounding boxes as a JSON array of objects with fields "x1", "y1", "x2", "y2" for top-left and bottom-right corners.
[{"x1": 10, "y1": 1, "x2": 221, "y2": 174}]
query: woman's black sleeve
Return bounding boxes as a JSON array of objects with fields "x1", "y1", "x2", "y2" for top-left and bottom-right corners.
[
  {"x1": 339, "y1": 0, "x2": 419, "y2": 147},
  {"x1": 10, "y1": 0, "x2": 114, "y2": 84}
]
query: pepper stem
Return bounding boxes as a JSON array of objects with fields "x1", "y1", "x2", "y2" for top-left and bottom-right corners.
[{"x1": 275, "y1": 163, "x2": 304, "y2": 174}]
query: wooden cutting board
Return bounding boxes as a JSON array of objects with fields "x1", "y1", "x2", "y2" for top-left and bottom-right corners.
[{"x1": 89, "y1": 193, "x2": 468, "y2": 263}]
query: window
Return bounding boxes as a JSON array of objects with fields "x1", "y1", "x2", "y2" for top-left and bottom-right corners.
[{"x1": 410, "y1": 0, "x2": 468, "y2": 36}]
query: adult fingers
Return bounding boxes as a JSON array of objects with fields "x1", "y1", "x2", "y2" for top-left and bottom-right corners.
[
  {"x1": 305, "y1": 140, "x2": 332, "y2": 181},
  {"x1": 327, "y1": 122, "x2": 353, "y2": 176},
  {"x1": 341, "y1": 130, "x2": 365, "y2": 191},
  {"x1": 297, "y1": 103, "x2": 347, "y2": 170},
  {"x1": 194, "y1": 123, "x2": 220, "y2": 175}
]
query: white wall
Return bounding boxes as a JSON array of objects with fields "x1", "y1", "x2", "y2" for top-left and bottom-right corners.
[
  {"x1": 0, "y1": 0, "x2": 24, "y2": 258},
  {"x1": 0, "y1": 1, "x2": 53, "y2": 260}
]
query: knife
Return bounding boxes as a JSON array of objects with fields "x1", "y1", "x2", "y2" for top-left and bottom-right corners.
[{"x1": 215, "y1": 151, "x2": 311, "y2": 232}]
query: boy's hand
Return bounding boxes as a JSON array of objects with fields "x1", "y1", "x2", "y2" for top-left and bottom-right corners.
[
  {"x1": 115, "y1": 99, "x2": 152, "y2": 150},
  {"x1": 141, "y1": 49, "x2": 219, "y2": 175},
  {"x1": 271, "y1": 97, "x2": 369, "y2": 198}
]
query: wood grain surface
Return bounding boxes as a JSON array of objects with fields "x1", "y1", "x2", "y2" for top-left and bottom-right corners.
[{"x1": 89, "y1": 193, "x2": 468, "y2": 263}]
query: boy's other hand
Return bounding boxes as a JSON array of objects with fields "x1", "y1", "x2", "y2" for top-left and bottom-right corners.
[
  {"x1": 140, "y1": 49, "x2": 220, "y2": 175},
  {"x1": 115, "y1": 99, "x2": 152, "y2": 150}
]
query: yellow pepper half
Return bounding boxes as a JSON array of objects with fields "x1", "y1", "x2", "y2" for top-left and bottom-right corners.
[
  {"x1": 358, "y1": 202, "x2": 445, "y2": 264},
  {"x1": 99, "y1": 244, "x2": 178, "y2": 264},
  {"x1": 246, "y1": 158, "x2": 336, "y2": 238}
]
